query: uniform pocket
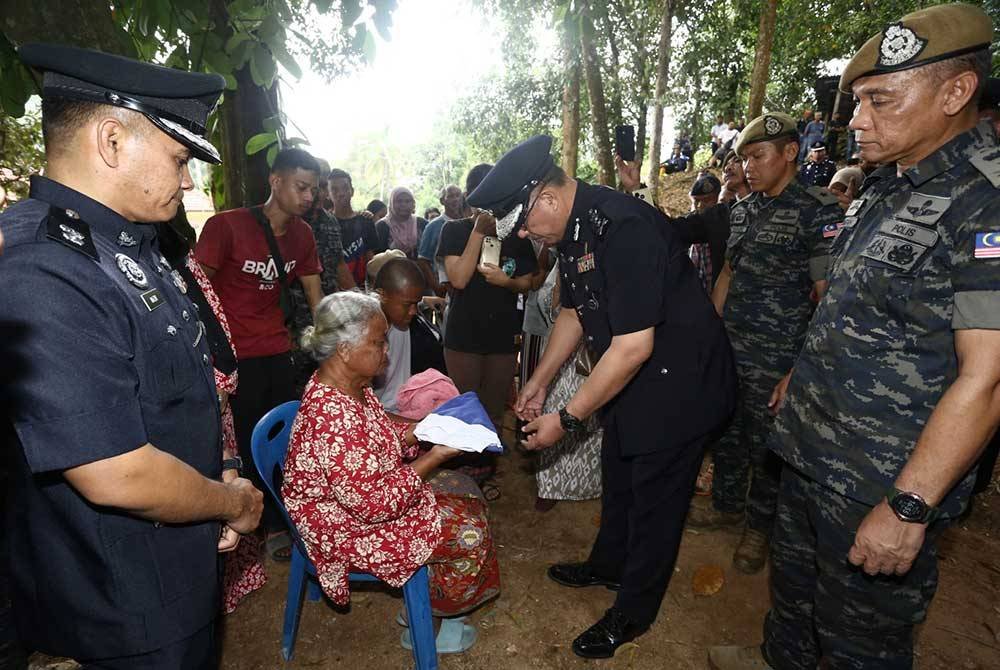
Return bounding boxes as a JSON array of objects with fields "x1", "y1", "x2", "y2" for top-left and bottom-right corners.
[{"x1": 145, "y1": 337, "x2": 195, "y2": 402}]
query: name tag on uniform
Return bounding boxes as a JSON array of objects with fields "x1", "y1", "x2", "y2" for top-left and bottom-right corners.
[
  {"x1": 140, "y1": 288, "x2": 164, "y2": 312},
  {"x1": 577, "y1": 253, "x2": 596, "y2": 273},
  {"x1": 845, "y1": 198, "x2": 865, "y2": 217},
  {"x1": 879, "y1": 218, "x2": 939, "y2": 247}
]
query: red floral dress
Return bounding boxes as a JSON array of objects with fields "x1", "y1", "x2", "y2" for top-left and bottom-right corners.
[
  {"x1": 283, "y1": 375, "x2": 500, "y2": 616},
  {"x1": 187, "y1": 255, "x2": 267, "y2": 614}
]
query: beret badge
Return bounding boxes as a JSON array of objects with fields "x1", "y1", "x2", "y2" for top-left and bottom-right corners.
[
  {"x1": 764, "y1": 116, "x2": 782, "y2": 136},
  {"x1": 878, "y1": 23, "x2": 927, "y2": 67}
]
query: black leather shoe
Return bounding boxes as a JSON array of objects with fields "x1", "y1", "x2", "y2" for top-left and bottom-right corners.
[
  {"x1": 547, "y1": 562, "x2": 621, "y2": 591},
  {"x1": 572, "y1": 608, "x2": 648, "y2": 659}
]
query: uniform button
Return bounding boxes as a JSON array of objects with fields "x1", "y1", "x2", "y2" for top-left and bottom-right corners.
[
  {"x1": 182, "y1": 310, "x2": 190, "y2": 321},
  {"x1": 192, "y1": 303, "x2": 200, "y2": 312},
  {"x1": 153, "y1": 521, "x2": 162, "y2": 528},
  {"x1": 660, "y1": 368, "x2": 669, "y2": 374},
  {"x1": 166, "y1": 325, "x2": 177, "y2": 336},
  {"x1": 202, "y1": 354, "x2": 210, "y2": 365},
  {"x1": 587, "y1": 335, "x2": 594, "y2": 342},
  {"x1": 571, "y1": 282, "x2": 576, "y2": 290},
  {"x1": 568, "y1": 256, "x2": 575, "y2": 262}
]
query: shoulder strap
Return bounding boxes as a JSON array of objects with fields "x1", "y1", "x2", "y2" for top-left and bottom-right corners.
[
  {"x1": 806, "y1": 185, "x2": 840, "y2": 206},
  {"x1": 969, "y1": 145, "x2": 1000, "y2": 189},
  {"x1": 250, "y1": 206, "x2": 290, "y2": 287}
]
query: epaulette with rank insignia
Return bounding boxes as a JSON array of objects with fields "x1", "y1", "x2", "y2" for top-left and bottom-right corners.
[
  {"x1": 588, "y1": 206, "x2": 611, "y2": 238},
  {"x1": 970, "y1": 145, "x2": 1000, "y2": 189},
  {"x1": 805, "y1": 185, "x2": 840, "y2": 206},
  {"x1": 45, "y1": 206, "x2": 99, "y2": 261}
]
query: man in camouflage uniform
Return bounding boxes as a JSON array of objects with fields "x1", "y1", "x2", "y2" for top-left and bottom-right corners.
[
  {"x1": 710, "y1": 4, "x2": 999, "y2": 669},
  {"x1": 688, "y1": 112, "x2": 842, "y2": 575}
]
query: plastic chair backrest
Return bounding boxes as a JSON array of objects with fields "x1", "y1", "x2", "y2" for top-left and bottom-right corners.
[{"x1": 250, "y1": 400, "x2": 311, "y2": 557}]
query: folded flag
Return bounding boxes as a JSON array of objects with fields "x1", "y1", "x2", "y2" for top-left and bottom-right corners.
[{"x1": 413, "y1": 392, "x2": 502, "y2": 454}]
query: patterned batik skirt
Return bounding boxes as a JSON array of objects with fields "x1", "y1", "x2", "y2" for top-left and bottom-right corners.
[{"x1": 425, "y1": 472, "x2": 501, "y2": 617}]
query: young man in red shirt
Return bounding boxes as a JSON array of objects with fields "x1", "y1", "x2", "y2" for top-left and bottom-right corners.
[{"x1": 196, "y1": 148, "x2": 324, "y2": 557}]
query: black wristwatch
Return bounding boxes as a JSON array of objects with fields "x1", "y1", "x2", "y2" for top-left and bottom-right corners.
[
  {"x1": 886, "y1": 488, "x2": 939, "y2": 524},
  {"x1": 222, "y1": 457, "x2": 243, "y2": 475},
  {"x1": 558, "y1": 407, "x2": 587, "y2": 435}
]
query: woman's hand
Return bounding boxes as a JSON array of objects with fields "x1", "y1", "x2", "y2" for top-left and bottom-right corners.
[
  {"x1": 218, "y1": 524, "x2": 241, "y2": 553},
  {"x1": 515, "y1": 377, "x2": 547, "y2": 421},
  {"x1": 477, "y1": 263, "x2": 510, "y2": 287},
  {"x1": 429, "y1": 444, "x2": 463, "y2": 461},
  {"x1": 473, "y1": 211, "x2": 497, "y2": 237}
]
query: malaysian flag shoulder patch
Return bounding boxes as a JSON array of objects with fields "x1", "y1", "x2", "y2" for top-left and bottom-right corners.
[
  {"x1": 974, "y1": 232, "x2": 1000, "y2": 259},
  {"x1": 822, "y1": 222, "x2": 841, "y2": 238}
]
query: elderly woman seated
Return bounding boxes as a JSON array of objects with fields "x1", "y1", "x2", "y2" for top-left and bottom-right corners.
[{"x1": 282, "y1": 292, "x2": 500, "y2": 653}]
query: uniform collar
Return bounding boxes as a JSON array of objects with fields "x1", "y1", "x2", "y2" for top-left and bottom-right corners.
[
  {"x1": 559, "y1": 179, "x2": 596, "y2": 248},
  {"x1": 903, "y1": 121, "x2": 996, "y2": 188},
  {"x1": 28, "y1": 175, "x2": 153, "y2": 258}
]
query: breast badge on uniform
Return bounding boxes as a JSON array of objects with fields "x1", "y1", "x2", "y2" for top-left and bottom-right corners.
[
  {"x1": 899, "y1": 193, "x2": 950, "y2": 225},
  {"x1": 116, "y1": 231, "x2": 138, "y2": 247},
  {"x1": 878, "y1": 23, "x2": 927, "y2": 67},
  {"x1": 974, "y1": 232, "x2": 1000, "y2": 259},
  {"x1": 170, "y1": 269, "x2": 188, "y2": 294},
  {"x1": 115, "y1": 253, "x2": 150, "y2": 289}
]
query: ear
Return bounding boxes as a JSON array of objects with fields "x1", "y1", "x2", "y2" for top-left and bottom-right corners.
[
  {"x1": 940, "y1": 69, "x2": 980, "y2": 116},
  {"x1": 268, "y1": 172, "x2": 281, "y2": 192},
  {"x1": 784, "y1": 141, "x2": 799, "y2": 163},
  {"x1": 375, "y1": 287, "x2": 386, "y2": 300},
  {"x1": 95, "y1": 117, "x2": 126, "y2": 168}
]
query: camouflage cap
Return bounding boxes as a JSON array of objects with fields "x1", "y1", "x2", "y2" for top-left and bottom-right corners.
[
  {"x1": 733, "y1": 112, "x2": 798, "y2": 157},
  {"x1": 839, "y1": 3, "x2": 993, "y2": 93}
]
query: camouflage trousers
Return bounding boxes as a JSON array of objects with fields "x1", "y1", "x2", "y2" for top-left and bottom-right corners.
[
  {"x1": 762, "y1": 467, "x2": 946, "y2": 670},
  {"x1": 710, "y1": 365, "x2": 784, "y2": 535}
]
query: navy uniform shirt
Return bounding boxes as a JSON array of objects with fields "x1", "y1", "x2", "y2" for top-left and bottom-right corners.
[
  {"x1": 556, "y1": 181, "x2": 736, "y2": 455},
  {"x1": 772, "y1": 122, "x2": 1000, "y2": 517},
  {"x1": 0, "y1": 177, "x2": 222, "y2": 659},
  {"x1": 798, "y1": 158, "x2": 838, "y2": 188}
]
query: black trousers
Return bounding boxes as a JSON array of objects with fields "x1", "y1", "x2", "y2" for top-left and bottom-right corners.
[
  {"x1": 230, "y1": 352, "x2": 297, "y2": 533},
  {"x1": 586, "y1": 423, "x2": 707, "y2": 627},
  {"x1": 80, "y1": 622, "x2": 217, "y2": 670}
]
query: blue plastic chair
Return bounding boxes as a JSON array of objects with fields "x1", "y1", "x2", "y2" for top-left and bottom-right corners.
[{"x1": 251, "y1": 400, "x2": 438, "y2": 668}]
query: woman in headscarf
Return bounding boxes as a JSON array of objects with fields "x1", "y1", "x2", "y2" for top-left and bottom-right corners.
[{"x1": 376, "y1": 186, "x2": 427, "y2": 258}]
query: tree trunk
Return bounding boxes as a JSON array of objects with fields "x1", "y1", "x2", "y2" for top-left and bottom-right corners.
[
  {"x1": 211, "y1": 0, "x2": 279, "y2": 210},
  {"x1": 596, "y1": 2, "x2": 623, "y2": 128},
  {"x1": 579, "y1": 9, "x2": 615, "y2": 186},
  {"x1": 747, "y1": 0, "x2": 779, "y2": 118},
  {"x1": 636, "y1": 102, "x2": 648, "y2": 166},
  {"x1": 560, "y1": 48, "x2": 581, "y2": 177},
  {"x1": 647, "y1": 0, "x2": 676, "y2": 202}
]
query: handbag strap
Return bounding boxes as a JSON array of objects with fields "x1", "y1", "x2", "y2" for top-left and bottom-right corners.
[{"x1": 250, "y1": 206, "x2": 290, "y2": 288}]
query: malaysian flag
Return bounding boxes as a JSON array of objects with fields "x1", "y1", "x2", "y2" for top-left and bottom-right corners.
[
  {"x1": 822, "y1": 223, "x2": 841, "y2": 239},
  {"x1": 413, "y1": 392, "x2": 503, "y2": 454},
  {"x1": 974, "y1": 232, "x2": 1000, "y2": 259}
]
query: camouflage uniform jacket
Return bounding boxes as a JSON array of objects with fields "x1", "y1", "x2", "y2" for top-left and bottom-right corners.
[
  {"x1": 290, "y1": 207, "x2": 343, "y2": 336},
  {"x1": 771, "y1": 122, "x2": 1000, "y2": 517},
  {"x1": 724, "y1": 180, "x2": 841, "y2": 371}
]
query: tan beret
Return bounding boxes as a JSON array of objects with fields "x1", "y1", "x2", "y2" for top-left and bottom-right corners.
[
  {"x1": 733, "y1": 113, "x2": 798, "y2": 157},
  {"x1": 839, "y1": 3, "x2": 993, "y2": 93}
]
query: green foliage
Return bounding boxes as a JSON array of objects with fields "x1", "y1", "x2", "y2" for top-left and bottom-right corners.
[{"x1": 0, "y1": 106, "x2": 44, "y2": 205}]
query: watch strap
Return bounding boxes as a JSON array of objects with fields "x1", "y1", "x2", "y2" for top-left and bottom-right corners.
[
  {"x1": 559, "y1": 407, "x2": 587, "y2": 434},
  {"x1": 222, "y1": 457, "x2": 243, "y2": 474},
  {"x1": 888, "y1": 487, "x2": 940, "y2": 523}
]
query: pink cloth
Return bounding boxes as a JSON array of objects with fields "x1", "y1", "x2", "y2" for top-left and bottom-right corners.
[{"x1": 395, "y1": 369, "x2": 460, "y2": 420}]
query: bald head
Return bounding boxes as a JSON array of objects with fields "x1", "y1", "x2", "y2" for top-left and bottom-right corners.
[{"x1": 374, "y1": 258, "x2": 426, "y2": 294}]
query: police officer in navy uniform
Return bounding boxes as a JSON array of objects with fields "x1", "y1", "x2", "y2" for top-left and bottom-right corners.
[
  {"x1": 0, "y1": 44, "x2": 263, "y2": 668},
  {"x1": 468, "y1": 135, "x2": 737, "y2": 659}
]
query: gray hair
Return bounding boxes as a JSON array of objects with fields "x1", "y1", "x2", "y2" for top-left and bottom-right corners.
[{"x1": 300, "y1": 291, "x2": 385, "y2": 362}]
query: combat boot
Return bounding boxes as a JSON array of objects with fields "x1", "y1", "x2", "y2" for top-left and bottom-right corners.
[
  {"x1": 708, "y1": 645, "x2": 775, "y2": 669},
  {"x1": 732, "y1": 528, "x2": 769, "y2": 574},
  {"x1": 686, "y1": 500, "x2": 744, "y2": 530}
]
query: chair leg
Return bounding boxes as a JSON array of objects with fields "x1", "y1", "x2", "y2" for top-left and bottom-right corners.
[
  {"x1": 402, "y1": 566, "x2": 438, "y2": 670},
  {"x1": 307, "y1": 578, "x2": 323, "y2": 602},
  {"x1": 282, "y1": 545, "x2": 309, "y2": 661}
]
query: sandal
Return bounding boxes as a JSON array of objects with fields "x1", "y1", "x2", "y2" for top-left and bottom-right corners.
[
  {"x1": 400, "y1": 617, "x2": 477, "y2": 653},
  {"x1": 266, "y1": 531, "x2": 292, "y2": 562}
]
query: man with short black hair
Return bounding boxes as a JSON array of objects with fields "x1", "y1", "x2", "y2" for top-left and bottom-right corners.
[
  {"x1": 196, "y1": 147, "x2": 323, "y2": 558},
  {"x1": 798, "y1": 141, "x2": 837, "y2": 187},
  {"x1": 331, "y1": 169, "x2": 380, "y2": 286},
  {"x1": 418, "y1": 184, "x2": 469, "y2": 297},
  {"x1": 1, "y1": 43, "x2": 263, "y2": 668}
]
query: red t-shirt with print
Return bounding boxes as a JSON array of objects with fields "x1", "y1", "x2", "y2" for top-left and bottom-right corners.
[{"x1": 195, "y1": 207, "x2": 322, "y2": 359}]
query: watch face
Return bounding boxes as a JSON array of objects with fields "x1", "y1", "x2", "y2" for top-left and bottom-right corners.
[{"x1": 892, "y1": 493, "x2": 926, "y2": 520}]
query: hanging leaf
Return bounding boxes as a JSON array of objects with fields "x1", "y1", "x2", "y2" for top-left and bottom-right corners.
[
  {"x1": 266, "y1": 143, "x2": 279, "y2": 167},
  {"x1": 271, "y1": 44, "x2": 302, "y2": 80},
  {"x1": 223, "y1": 73, "x2": 238, "y2": 90},
  {"x1": 249, "y1": 43, "x2": 277, "y2": 88},
  {"x1": 245, "y1": 131, "x2": 279, "y2": 155},
  {"x1": 341, "y1": 1, "x2": 364, "y2": 28},
  {"x1": 225, "y1": 31, "x2": 249, "y2": 54}
]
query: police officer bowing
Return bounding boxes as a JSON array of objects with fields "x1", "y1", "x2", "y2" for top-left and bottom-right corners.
[
  {"x1": 0, "y1": 44, "x2": 263, "y2": 669},
  {"x1": 468, "y1": 135, "x2": 737, "y2": 659}
]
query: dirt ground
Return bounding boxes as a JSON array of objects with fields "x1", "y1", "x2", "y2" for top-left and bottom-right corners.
[{"x1": 209, "y1": 438, "x2": 1000, "y2": 670}]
